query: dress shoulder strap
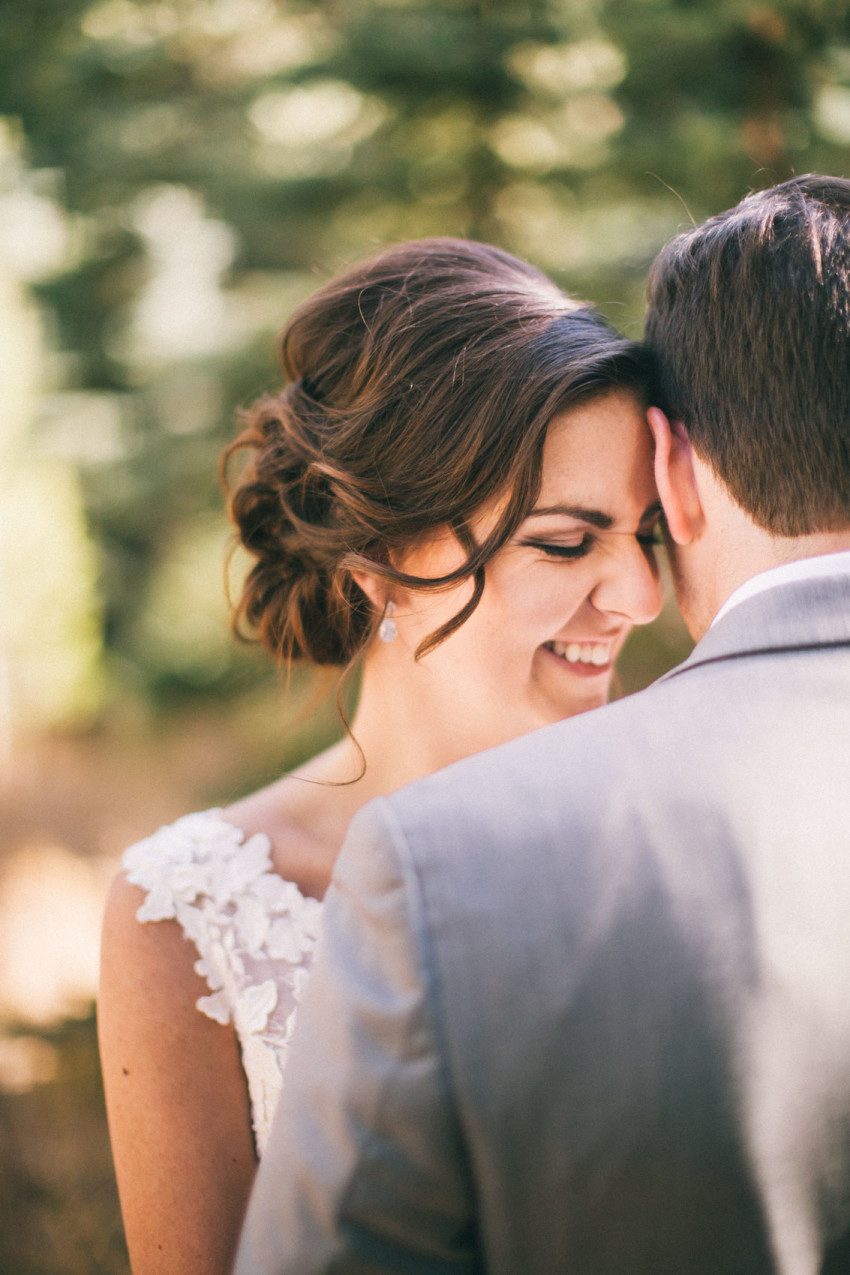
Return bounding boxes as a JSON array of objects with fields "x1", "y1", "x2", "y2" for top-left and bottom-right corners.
[{"x1": 122, "y1": 808, "x2": 323, "y2": 1151}]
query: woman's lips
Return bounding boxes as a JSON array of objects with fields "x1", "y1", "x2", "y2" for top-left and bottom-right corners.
[{"x1": 541, "y1": 639, "x2": 614, "y2": 676}]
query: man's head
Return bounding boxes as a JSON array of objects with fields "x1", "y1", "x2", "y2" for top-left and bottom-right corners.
[{"x1": 645, "y1": 175, "x2": 850, "y2": 635}]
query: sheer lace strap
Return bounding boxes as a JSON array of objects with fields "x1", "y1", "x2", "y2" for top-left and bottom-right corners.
[{"x1": 122, "y1": 809, "x2": 321, "y2": 1020}]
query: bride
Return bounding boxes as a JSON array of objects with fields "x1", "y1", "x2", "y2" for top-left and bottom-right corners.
[{"x1": 98, "y1": 237, "x2": 663, "y2": 1273}]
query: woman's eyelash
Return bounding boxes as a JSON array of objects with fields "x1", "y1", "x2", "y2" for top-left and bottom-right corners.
[
  {"x1": 521, "y1": 537, "x2": 593, "y2": 560},
  {"x1": 523, "y1": 526, "x2": 662, "y2": 558}
]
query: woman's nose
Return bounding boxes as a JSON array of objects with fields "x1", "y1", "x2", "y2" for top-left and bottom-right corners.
[{"x1": 591, "y1": 539, "x2": 663, "y2": 626}]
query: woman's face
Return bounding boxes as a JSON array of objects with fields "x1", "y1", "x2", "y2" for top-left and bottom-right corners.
[{"x1": 382, "y1": 390, "x2": 664, "y2": 753}]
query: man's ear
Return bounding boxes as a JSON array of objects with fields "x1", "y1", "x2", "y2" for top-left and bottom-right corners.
[{"x1": 646, "y1": 407, "x2": 703, "y2": 545}]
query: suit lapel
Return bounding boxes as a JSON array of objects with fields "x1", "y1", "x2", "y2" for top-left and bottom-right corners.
[{"x1": 657, "y1": 572, "x2": 850, "y2": 684}]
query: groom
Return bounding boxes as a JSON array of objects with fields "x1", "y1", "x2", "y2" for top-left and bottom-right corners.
[{"x1": 236, "y1": 176, "x2": 850, "y2": 1273}]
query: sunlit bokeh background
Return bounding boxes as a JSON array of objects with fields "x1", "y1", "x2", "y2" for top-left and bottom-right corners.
[{"x1": 1, "y1": 1, "x2": 849, "y2": 1268}]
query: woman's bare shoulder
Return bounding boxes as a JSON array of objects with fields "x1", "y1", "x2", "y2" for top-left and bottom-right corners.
[
  {"x1": 98, "y1": 867, "x2": 252, "y2": 1173},
  {"x1": 99, "y1": 872, "x2": 256, "y2": 1274},
  {"x1": 222, "y1": 774, "x2": 293, "y2": 841},
  {"x1": 100, "y1": 870, "x2": 211, "y2": 1034}
]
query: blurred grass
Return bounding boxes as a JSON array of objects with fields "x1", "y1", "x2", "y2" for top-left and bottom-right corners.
[{"x1": 0, "y1": 1014, "x2": 128, "y2": 1275}]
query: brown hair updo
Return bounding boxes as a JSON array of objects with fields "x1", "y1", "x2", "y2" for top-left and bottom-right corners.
[{"x1": 223, "y1": 238, "x2": 653, "y2": 666}]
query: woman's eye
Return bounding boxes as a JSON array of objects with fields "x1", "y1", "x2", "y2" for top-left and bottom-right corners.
[{"x1": 522, "y1": 536, "x2": 593, "y2": 560}]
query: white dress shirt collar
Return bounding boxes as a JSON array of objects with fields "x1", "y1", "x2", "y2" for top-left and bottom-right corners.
[{"x1": 711, "y1": 549, "x2": 850, "y2": 629}]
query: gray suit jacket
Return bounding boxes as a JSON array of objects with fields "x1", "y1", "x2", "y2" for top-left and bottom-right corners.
[{"x1": 236, "y1": 570, "x2": 850, "y2": 1274}]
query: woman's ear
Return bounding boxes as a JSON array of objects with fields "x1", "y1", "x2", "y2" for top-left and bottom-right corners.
[
  {"x1": 646, "y1": 407, "x2": 703, "y2": 545},
  {"x1": 350, "y1": 569, "x2": 388, "y2": 611}
]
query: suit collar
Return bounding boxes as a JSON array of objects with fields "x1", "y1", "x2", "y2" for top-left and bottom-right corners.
[{"x1": 657, "y1": 570, "x2": 850, "y2": 684}]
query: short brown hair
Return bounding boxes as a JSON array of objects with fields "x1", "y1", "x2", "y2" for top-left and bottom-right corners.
[
  {"x1": 645, "y1": 175, "x2": 850, "y2": 536},
  {"x1": 223, "y1": 238, "x2": 651, "y2": 666}
]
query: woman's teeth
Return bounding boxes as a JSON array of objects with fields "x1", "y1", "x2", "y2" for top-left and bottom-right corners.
[{"x1": 548, "y1": 641, "x2": 611, "y2": 666}]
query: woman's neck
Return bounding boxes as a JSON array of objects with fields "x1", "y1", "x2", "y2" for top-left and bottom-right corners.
[
  {"x1": 296, "y1": 662, "x2": 462, "y2": 799},
  {"x1": 346, "y1": 654, "x2": 506, "y2": 791}
]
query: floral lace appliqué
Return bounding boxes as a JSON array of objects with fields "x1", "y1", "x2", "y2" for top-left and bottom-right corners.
[{"x1": 122, "y1": 809, "x2": 323, "y2": 1155}]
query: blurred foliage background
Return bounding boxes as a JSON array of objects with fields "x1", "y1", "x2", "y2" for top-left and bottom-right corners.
[{"x1": 0, "y1": 0, "x2": 848, "y2": 1269}]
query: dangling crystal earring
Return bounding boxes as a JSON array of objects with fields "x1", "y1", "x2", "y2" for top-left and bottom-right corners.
[{"x1": 379, "y1": 601, "x2": 397, "y2": 643}]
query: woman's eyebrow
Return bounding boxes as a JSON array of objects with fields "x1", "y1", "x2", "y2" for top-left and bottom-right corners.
[
  {"x1": 526, "y1": 499, "x2": 662, "y2": 529},
  {"x1": 527, "y1": 504, "x2": 613, "y2": 529}
]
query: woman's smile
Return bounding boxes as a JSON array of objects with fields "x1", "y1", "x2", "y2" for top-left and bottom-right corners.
[{"x1": 540, "y1": 638, "x2": 619, "y2": 672}]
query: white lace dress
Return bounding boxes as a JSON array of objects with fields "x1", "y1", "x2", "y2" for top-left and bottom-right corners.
[{"x1": 122, "y1": 808, "x2": 323, "y2": 1156}]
